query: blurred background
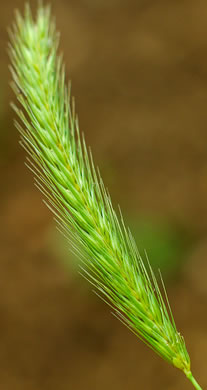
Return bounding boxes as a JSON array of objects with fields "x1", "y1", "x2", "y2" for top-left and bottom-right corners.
[{"x1": 1, "y1": 0, "x2": 207, "y2": 389}]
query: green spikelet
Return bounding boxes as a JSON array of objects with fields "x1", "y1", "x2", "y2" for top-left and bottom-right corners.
[{"x1": 8, "y1": 4, "x2": 202, "y2": 389}]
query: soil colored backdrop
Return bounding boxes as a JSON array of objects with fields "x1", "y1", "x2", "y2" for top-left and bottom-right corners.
[{"x1": 1, "y1": 1, "x2": 207, "y2": 389}]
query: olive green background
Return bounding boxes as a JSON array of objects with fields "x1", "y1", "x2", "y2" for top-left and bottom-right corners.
[{"x1": 1, "y1": 1, "x2": 207, "y2": 389}]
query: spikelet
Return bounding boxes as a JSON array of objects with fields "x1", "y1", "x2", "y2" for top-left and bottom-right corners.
[{"x1": 8, "y1": 4, "x2": 202, "y2": 389}]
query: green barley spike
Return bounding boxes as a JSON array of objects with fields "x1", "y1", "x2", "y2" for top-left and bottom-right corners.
[{"x1": 8, "y1": 4, "x2": 202, "y2": 389}]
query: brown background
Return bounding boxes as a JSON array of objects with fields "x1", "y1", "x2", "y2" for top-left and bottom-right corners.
[{"x1": 1, "y1": 0, "x2": 207, "y2": 389}]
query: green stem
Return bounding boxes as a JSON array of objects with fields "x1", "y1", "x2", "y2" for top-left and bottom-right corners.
[{"x1": 186, "y1": 371, "x2": 203, "y2": 390}]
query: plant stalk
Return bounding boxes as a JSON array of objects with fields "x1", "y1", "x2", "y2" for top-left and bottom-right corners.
[{"x1": 186, "y1": 371, "x2": 203, "y2": 390}]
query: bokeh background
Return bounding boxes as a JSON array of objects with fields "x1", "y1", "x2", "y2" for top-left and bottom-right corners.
[{"x1": 1, "y1": 0, "x2": 207, "y2": 389}]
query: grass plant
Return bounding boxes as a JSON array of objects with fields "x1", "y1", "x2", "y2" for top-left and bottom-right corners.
[{"x1": 8, "y1": 4, "x2": 203, "y2": 389}]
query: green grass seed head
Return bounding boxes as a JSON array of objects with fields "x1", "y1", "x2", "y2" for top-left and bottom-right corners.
[{"x1": 9, "y1": 4, "x2": 202, "y2": 389}]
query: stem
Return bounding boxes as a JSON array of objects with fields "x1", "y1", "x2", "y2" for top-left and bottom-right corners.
[{"x1": 186, "y1": 371, "x2": 203, "y2": 390}]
